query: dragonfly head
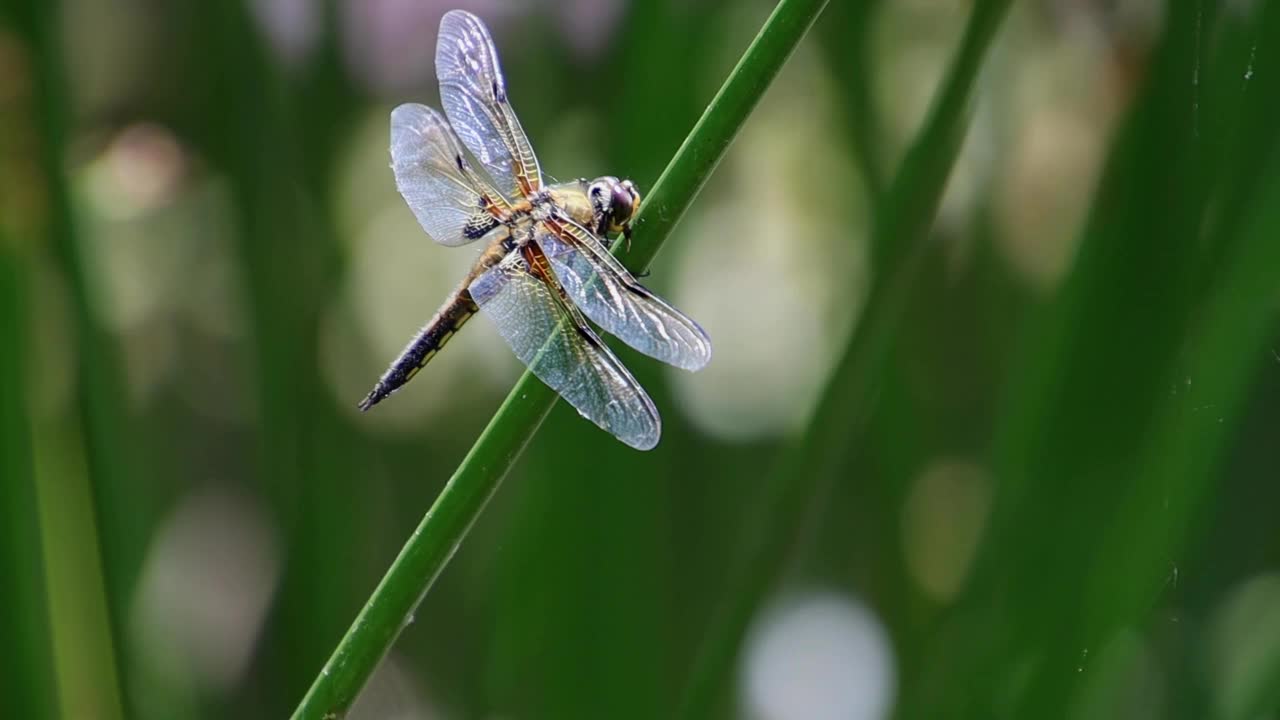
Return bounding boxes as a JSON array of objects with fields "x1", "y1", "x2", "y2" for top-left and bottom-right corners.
[{"x1": 587, "y1": 176, "x2": 642, "y2": 237}]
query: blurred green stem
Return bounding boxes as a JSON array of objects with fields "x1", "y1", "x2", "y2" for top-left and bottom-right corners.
[
  {"x1": 675, "y1": 0, "x2": 1012, "y2": 717},
  {"x1": 1076, "y1": 3, "x2": 1280, "y2": 716},
  {"x1": 290, "y1": 0, "x2": 828, "y2": 717},
  {"x1": 185, "y1": 3, "x2": 360, "y2": 714},
  {"x1": 7, "y1": 0, "x2": 135, "y2": 716},
  {"x1": 0, "y1": 249, "x2": 58, "y2": 719},
  {"x1": 818, "y1": 0, "x2": 886, "y2": 206},
  {"x1": 907, "y1": 2, "x2": 1280, "y2": 715}
]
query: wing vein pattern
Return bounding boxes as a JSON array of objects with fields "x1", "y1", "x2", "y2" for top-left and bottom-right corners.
[
  {"x1": 390, "y1": 102, "x2": 507, "y2": 246},
  {"x1": 469, "y1": 248, "x2": 661, "y2": 450},
  {"x1": 436, "y1": 9, "x2": 542, "y2": 197},
  {"x1": 537, "y1": 217, "x2": 712, "y2": 371}
]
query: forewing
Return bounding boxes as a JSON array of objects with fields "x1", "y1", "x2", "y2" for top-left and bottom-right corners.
[
  {"x1": 537, "y1": 218, "x2": 713, "y2": 371},
  {"x1": 469, "y1": 250, "x2": 661, "y2": 450},
  {"x1": 436, "y1": 10, "x2": 542, "y2": 197},
  {"x1": 390, "y1": 103, "x2": 506, "y2": 247}
]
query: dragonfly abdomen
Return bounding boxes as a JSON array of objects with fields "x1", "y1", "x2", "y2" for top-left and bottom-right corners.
[{"x1": 358, "y1": 289, "x2": 478, "y2": 411}]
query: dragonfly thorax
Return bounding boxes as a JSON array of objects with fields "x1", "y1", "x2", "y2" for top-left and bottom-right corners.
[{"x1": 544, "y1": 177, "x2": 640, "y2": 237}]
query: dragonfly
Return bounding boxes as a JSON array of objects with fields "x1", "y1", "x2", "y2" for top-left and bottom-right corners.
[{"x1": 358, "y1": 10, "x2": 711, "y2": 450}]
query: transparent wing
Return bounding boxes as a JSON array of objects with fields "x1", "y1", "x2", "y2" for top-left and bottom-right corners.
[
  {"x1": 390, "y1": 103, "x2": 507, "y2": 247},
  {"x1": 436, "y1": 10, "x2": 542, "y2": 197},
  {"x1": 469, "y1": 248, "x2": 661, "y2": 450},
  {"x1": 536, "y1": 217, "x2": 713, "y2": 372}
]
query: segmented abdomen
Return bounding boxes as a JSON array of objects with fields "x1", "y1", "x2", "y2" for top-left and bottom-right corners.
[{"x1": 357, "y1": 289, "x2": 478, "y2": 411}]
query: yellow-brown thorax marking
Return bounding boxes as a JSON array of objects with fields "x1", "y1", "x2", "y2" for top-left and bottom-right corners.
[{"x1": 484, "y1": 182, "x2": 596, "y2": 231}]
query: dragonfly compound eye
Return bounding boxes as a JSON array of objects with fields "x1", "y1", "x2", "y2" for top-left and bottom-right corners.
[{"x1": 611, "y1": 183, "x2": 636, "y2": 224}]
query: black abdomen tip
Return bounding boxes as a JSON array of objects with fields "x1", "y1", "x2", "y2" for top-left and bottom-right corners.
[{"x1": 357, "y1": 387, "x2": 382, "y2": 412}]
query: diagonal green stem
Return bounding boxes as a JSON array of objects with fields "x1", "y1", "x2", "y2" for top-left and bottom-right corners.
[
  {"x1": 675, "y1": 0, "x2": 1013, "y2": 717},
  {"x1": 290, "y1": 1, "x2": 828, "y2": 717}
]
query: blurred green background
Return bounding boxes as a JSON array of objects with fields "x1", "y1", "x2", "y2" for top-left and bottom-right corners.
[{"x1": 4, "y1": 0, "x2": 1280, "y2": 718}]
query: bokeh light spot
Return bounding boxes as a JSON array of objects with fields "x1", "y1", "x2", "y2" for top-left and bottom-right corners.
[
  {"x1": 901, "y1": 458, "x2": 992, "y2": 602},
  {"x1": 742, "y1": 591, "x2": 896, "y2": 720}
]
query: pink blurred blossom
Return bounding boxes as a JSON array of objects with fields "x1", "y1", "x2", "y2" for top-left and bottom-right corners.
[
  {"x1": 554, "y1": 0, "x2": 627, "y2": 59},
  {"x1": 341, "y1": 0, "x2": 514, "y2": 95},
  {"x1": 249, "y1": 0, "x2": 322, "y2": 67}
]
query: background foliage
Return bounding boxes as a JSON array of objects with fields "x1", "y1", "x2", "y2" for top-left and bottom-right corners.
[{"x1": 2, "y1": 0, "x2": 1280, "y2": 718}]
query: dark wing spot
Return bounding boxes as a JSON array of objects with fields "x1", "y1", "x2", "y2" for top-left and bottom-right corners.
[{"x1": 463, "y1": 213, "x2": 500, "y2": 240}]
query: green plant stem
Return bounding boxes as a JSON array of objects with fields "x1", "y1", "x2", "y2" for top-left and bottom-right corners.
[
  {"x1": 183, "y1": 4, "x2": 360, "y2": 714},
  {"x1": 290, "y1": 1, "x2": 829, "y2": 716},
  {"x1": 675, "y1": 1, "x2": 1013, "y2": 717},
  {"x1": 0, "y1": 249, "x2": 59, "y2": 720},
  {"x1": 617, "y1": 0, "x2": 829, "y2": 267},
  {"x1": 904, "y1": 2, "x2": 1275, "y2": 715},
  {"x1": 8, "y1": 1, "x2": 134, "y2": 716},
  {"x1": 1056, "y1": 4, "x2": 1280, "y2": 715},
  {"x1": 818, "y1": 0, "x2": 886, "y2": 206}
]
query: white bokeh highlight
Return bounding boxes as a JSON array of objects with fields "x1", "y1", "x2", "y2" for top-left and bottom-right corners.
[
  {"x1": 1208, "y1": 572, "x2": 1280, "y2": 720},
  {"x1": 130, "y1": 487, "x2": 280, "y2": 695},
  {"x1": 741, "y1": 591, "x2": 896, "y2": 720}
]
